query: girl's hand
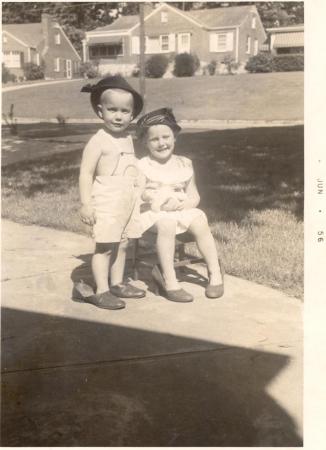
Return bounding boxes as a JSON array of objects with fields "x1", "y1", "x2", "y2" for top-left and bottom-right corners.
[
  {"x1": 161, "y1": 198, "x2": 180, "y2": 211},
  {"x1": 176, "y1": 199, "x2": 187, "y2": 211},
  {"x1": 79, "y1": 204, "x2": 96, "y2": 226}
]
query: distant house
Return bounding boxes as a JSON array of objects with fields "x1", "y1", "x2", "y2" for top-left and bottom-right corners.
[
  {"x1": 2, "y1": 14, "x2": 81, "y2": 80},
  {"x1": 83, "y1": 3, "x2": 266, "y2": 76},
  {"x1": 265, "y1": 24, "x2": 304, "y2": 55}
]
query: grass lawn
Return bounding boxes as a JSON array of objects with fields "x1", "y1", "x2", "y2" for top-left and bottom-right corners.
[
  {"x1": 2, "y1": 72, "x2": 303, "y2": 121},
  {"x1": 1, "y1": 125, "x2": 303, "y2": 299}
]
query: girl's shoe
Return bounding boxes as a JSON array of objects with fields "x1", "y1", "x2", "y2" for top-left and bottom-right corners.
[
  {"x1": 152, "y1": 265, "x2": 194, "y2": 303},
  {"x1": 205, "y1": 258, "x2": 225, "y2": 299}
]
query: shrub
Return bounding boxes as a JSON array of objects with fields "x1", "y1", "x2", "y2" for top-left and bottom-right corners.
[
  {"x1": 56, "y1": 114, "x2": 68, "y2": 126},
  {"x1": 245, "y1": 53, "x2": 274, "y2": 73},
  {"x1": 145, "y1": 54, "x2": 169, "y2": 78},
  {"x1": 2, "y1": 104, "x2": 18, "y2": 135},
  {"x1": 23, "y1": 62, "x2": 45, "y2": 80},
  {"x1": 273, "y1": 54, "x2": 304, "y2": 72},
  {"x1": 79, "y1": 61, "x2": 99, "y2": 79},
  {"x1": 131, "y1": 65, "x2": 140, "y2": 77},
  {"x1": 222, "y1": 55, "x2": 239, "y2": 75},
  {"x1": 207, "y1": 60, "x2": 217, "y2": 75},
  {"x1": 2, "y1": 63, "x2": 17, "y2": 83},
  {"x1": 173, "y1": 53, "x2": 200, "y2": 77}
]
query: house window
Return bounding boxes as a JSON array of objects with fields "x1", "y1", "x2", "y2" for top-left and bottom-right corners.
[
  {"x1": 3, "y1": 35, "x2": 7, "y2": 43},
  {"x1": 161, "y1": 12, "x2": 168, "y2": 23},
  {"x1": 246, "y1": 36, "x2": 251, "y2": 54},
  {"x1": 252, "y1": 16, "x2": 256, "y2": 29},
  {"x1": 36, "y1": 53, "x2": 40, "y2": 65},
  {"x1": 54, "y1": 57, "x2": 60, "y2": 72},
  {"x1": 177, "y1": 33, "x2": 191, "y2": 53},
  {"x1": 131, "y1": 36, "x2": 140, "y2": 54},
  {"x1": 90, "y1": 43, "x2": 123, "y2": 58},
  {"x1": 160, "y1": 35, "x2": 169, "y2": 52},
  {"x1": 3, "y1": 51, "x2": 21, "y2": 68},
  {"x1": 209, "y1": 32, "x2": 233, "y2": 52},
  {"x1": 254, "y1": 39, "x2": 258, "y2": 55},
  {"x1": 55, "y1": 33, "x2": 61, "y2": 45},
  {"x1": 146, "y1": 36, "x2": 160, "y2": 54},
  {"x1": 217, "y1": 34, "x2": 227, "y2": 51}
]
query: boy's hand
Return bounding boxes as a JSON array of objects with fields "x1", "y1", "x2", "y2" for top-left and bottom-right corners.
[{"x1": 79, "y1": 204, "x2": 96, "y2": 225}]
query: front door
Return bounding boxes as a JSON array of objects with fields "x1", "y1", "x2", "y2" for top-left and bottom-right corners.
[
  {"x1": 177, "y1": 33, "x2": 191, "y2": 53},
  {"x1": 66, "y1": 59, "x2": 72, "y2": 79}
]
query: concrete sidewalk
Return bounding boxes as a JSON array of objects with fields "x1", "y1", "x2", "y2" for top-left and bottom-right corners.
[{"x1": 1, "y1": 220, "x2": 303, "y2": 446}]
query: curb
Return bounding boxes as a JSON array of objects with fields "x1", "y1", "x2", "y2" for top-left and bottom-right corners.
[
  {"x1": 2, "y1": 117, "x2": 304, "y2": 130},
  {"x1": 2, "y1": 78, "x2": 83, "y2": 93}
]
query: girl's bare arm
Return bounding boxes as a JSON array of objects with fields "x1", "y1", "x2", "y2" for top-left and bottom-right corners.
[{"x1": 177, "y1": 173, "x2": 200, "y2": 210}]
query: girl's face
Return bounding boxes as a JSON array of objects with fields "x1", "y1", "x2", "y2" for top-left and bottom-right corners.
[{"x1": 146, "y1": 124, "x2": 175, "y2": 163}]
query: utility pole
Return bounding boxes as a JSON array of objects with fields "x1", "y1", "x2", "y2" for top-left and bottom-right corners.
[{"x1": 139, "y1": 2, "x2": 146, "y2": 112}]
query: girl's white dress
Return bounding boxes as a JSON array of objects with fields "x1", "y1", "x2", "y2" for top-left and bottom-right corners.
[{"x1": 138, "y1": 155, "x2": 204, "y2": 234}]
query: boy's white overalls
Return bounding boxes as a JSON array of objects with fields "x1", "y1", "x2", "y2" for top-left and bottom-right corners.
[{"x1": 91, "y1": 136, "x2": 142, "y2": 243}]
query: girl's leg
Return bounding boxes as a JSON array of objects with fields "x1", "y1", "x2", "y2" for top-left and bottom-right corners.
[
  {"x1": 110, "y1": 239, "x2": 128, "y2": 286},
  {"x1": 155, "y1": 217, "x2": 179, "y2": 290},
  {"x1": 188, "y1": 213, "x2": 223, "y2": 285},
  {"x1": 92, "y1": 243, "x2": 115, "y2": 294}
]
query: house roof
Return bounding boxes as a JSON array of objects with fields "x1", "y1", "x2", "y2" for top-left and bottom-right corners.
[
  {"x1": 267, "y1": 24, "x2": 304, "y2": 33},
  {"x1": 273, "y1": 31, "x2": 304, "y2": 48},
  {"x1": 92, "y1": 15, "x2": 139, "y2": 33},
  {"x1": 186, "y1": 5, "x2": 255, "y2": 28},
  {"x1": 2, "y1": 23, "x2": 43, "y2": 47},
  {"x1": 88, "y1": 3, "x2": 256, "y2": 34}
]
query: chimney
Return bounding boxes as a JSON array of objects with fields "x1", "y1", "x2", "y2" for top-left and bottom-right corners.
[{"x1": 42, "y1": 13, "x2": 52, "y2": 48}]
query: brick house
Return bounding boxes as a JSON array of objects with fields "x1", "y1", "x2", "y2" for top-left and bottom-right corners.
[
  {"x1": 83, "y1": 3, "x2": 266, "y2": 75},
  {"x1": 2, "y1": 14, "x2": 81, "y2": 80},
  {"x1": 265, "y1": 24, "x2": 304, "y2": 55}
]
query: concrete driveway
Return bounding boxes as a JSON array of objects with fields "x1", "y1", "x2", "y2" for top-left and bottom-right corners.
[{"x1": 1, "y1": 220, "x2": 303, "y2": 446}]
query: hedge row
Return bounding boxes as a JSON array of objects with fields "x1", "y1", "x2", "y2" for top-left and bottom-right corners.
[{"x1": 245, "y1": 53, "x2": 304, "y2": 73}]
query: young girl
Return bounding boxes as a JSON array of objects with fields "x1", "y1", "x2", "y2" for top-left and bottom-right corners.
[{"x1": 137, "y1": 108, "x2": 224, "y2": 303}]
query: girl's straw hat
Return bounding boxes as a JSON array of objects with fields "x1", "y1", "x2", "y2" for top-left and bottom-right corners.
[{"x1": 137, "y1": 108, "x2": 181, "y2": 137}]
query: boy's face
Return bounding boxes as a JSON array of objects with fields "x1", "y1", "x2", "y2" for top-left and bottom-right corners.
[
  {"x1": 98, "y1": 89, "x2": 134, "y2": 133},
  {"x1": 146, "y1": 124, "x2": 175, "y2": 163}
]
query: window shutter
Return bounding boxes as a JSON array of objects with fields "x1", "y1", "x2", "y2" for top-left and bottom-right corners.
[
  {"x1": 169, "y1": 33, "x2": 175, "y2": 51},
  {"x1": 131, "y1": 36, "x2": 140, "y2": 54},
  {"x1": 226, "y1": 32, "x2": 233, "y2": 51},
  {"x1": 209, "y1": 33, "x2": 217, "y2": 52}
]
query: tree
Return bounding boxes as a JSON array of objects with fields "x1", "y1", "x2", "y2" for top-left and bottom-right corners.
[{"x1": 2, "y1": 2, "x2": 304, "y2": 56}]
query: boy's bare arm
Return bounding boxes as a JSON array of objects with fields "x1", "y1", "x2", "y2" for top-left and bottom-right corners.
[{"x1": 79, "y1": 144, "x2": 102, "y2": 225}]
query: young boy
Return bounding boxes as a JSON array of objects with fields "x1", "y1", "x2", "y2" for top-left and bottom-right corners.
[{"x1": 74, "y1": 75, "x2": 145, "y2": 310}]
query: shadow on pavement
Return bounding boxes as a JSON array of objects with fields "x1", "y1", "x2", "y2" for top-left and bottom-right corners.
[{"x1": 2, "y1": 306, "x2": 302, "y2": 447}]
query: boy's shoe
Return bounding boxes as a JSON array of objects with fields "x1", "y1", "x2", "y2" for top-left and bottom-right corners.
[
  {"x1": 110, "y1": 282, "x2": 146, "y2": 299},
  {"x1": 73, "y1": 281, "x2": 125, "y2": 309}
]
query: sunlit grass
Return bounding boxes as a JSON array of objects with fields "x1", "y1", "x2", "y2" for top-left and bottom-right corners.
[{"x1": 2, "y1": 72, "x2": 303, "y2": 121}]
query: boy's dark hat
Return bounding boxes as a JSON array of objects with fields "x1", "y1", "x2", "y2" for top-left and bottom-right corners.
[
  {"x1": 81, "y1": 75, "x2": 143, "y2": 118},
  {"x1": 137, "y1": 107, "x2": 181, "y2": 137}
]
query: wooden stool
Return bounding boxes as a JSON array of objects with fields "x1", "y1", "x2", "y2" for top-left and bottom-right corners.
[{"x1": 132, "y1": 230, "x2": 204, "y2": 281}]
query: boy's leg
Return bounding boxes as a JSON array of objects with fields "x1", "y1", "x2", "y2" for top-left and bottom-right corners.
[
  {"x1": 92, "y1": 243, "x2": 115, "y2": 294},
  {"x1": 110, "y1": 239, "x2": 128, "y2": 286},
  {"x1": 155, "y1": 218, "x2": 179, "y2": 290},
  {"x1": 188, "y1": 214, "x2": 223, "y2": 285},
  {"x1": 109, "y1": 238, "x2": 146, "y2": 298}
]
